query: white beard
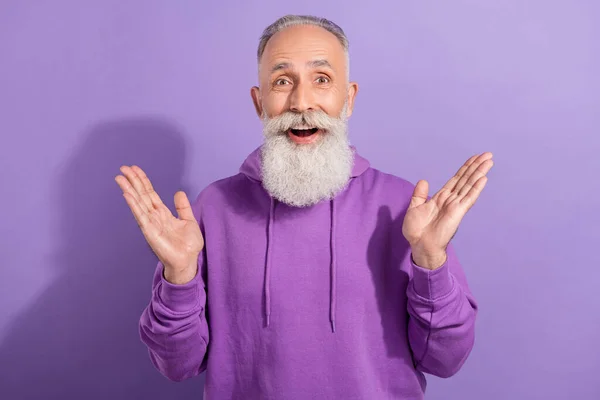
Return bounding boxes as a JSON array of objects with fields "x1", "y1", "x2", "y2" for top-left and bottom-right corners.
[{"x1": 260, "y1": 104, "x2": 353, "y2": 207}]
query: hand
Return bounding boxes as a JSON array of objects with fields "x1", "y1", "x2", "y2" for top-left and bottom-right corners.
[
  {"x1": 402, "y1": 152, "x2": 494, "y2": 269},
  {"x1": 115, "y1": 165, "x2": 204, "y2": 284}
]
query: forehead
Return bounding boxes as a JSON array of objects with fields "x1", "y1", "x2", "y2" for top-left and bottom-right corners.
[{"x1": 260, "y1": 25, "x2": 346, "y2": 71}]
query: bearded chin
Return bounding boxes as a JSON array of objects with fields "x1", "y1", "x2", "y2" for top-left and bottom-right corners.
[{"x1": 260, "y1": 106, "x2": 354, "y2": 208}]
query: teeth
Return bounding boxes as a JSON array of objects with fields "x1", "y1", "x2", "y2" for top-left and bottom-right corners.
[{"x1": 292, "y1": 126, "x2": 315, "y2": 130}]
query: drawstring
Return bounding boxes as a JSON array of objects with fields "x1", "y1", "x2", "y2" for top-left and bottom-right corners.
[
  {"x1": 264, "y1": 197, "x2": 275, "y2": 327},
  {"x1": 330, "y1": 199, "x2": 337, "y2": 333},
  {"x1": 263, "y1": 196, "x2": 338, "y2": 333}
]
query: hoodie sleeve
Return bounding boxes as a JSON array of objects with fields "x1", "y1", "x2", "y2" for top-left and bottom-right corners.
[
  {"x1": 138, "y1": 250, "x2": 209, "y2": 382},
  {"x1": 406, "y1": 242, "x2": 477, "y2": 378}
]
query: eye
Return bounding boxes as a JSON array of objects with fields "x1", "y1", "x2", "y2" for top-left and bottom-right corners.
[
  {"x1": 275, "y1": 78, "x2": 290, "y2": 85},
  {"x1": 316, "y1": 76, "x2": 330, "y2": 84}
]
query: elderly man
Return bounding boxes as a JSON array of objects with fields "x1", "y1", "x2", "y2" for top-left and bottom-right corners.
[{"x1": 115, "y1": 14, "x2": 493, "y2": 400}]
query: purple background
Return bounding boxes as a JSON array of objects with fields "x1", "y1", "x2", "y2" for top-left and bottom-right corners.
[{"x1": 1, "y1": 1, "x2": 599, "y2": 399}]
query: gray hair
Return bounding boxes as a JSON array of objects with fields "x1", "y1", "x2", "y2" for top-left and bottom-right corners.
[{"x1": 257, "y1": 15, "x2": 350, "y2": 76}]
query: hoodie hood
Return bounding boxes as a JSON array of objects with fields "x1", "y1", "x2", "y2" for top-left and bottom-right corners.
[{"x1": 239, "y1": 145, "x2": 370, "y2": 332}]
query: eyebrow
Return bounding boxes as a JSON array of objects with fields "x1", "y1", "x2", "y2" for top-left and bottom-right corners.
[{"x1": 271, "y1": 59, "x2": 333, "y2": 73}]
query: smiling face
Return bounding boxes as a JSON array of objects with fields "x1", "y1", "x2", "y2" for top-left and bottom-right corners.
[
  {"x1": 251, "y1": 23, "x2": 359, "y2": 207},
  {"x1": 251, "y1": 24, "x2": 357, "y2": 143}
]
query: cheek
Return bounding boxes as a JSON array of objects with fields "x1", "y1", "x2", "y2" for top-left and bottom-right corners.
[
  {"x1": 317, "y1": 91, "x2": 347, "y2": 115},
  {"x1": 262, "y1": 94, "x2": 288, "y2": 117}
]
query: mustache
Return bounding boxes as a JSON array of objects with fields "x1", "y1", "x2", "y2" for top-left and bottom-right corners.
[{"x1": 262, "y1": 110, "x2": 344, "y2": 134}]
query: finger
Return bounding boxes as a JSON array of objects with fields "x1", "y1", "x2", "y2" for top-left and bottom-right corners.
[
  {"x1": 439, "y1": 154, "x2": 480, "y2": 194},
  {"x1": 433, "y1": 153, "x2": 480, "y2": 203},
  {"x1": 174, "y1": 191, "x2": 196, "y2": 221},
  {"x1": 431, "y1": 186, "x2": 454, "y2": 206},
  {"x1": 115, "y1": 174, "x2": 147, "y2": 210},
  {"x1": 460, "y1": 175, "x2": 488, "y2": 210},
  {"x1": 122, "y1": 191, "x2": 150, "y2": 228},
  {"x1": 409, "y1": 180, "x2": 429, "y2": 208},
  {"x1": 131, "y1": 165, "x2": 165, "y2": 209},
  {"x1": 119, "y1": 166, "x2": 152, "y2": 212},
  {"x1": 452, "y1": 152, "x2": 493, "y2": 195},
  {"x1": 457, "y1": 159, "x2": 494, "y2": 198},
  {"x1": 115, "y1": 174, "x2": 133, "y2": 194}
]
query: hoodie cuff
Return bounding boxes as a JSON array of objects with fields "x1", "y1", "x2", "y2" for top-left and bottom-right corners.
[
  {"x1": 158, "y1": 267, "x2": 202, "y2": 313},
  {"x1": 411, "y1": 257, "x2": 455, "y2": 300}
]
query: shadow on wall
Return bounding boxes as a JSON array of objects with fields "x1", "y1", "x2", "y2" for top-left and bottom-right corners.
[{"x1": 0, "y1": 117, "x2": 205, "y2": 399}]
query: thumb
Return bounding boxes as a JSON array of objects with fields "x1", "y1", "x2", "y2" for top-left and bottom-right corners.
[
  {"x1": 174, "y1": 191, "x2": 195, "y2": 221},
  {"x1": 409, "y1": 180, "x2": 429, "y2": 208}
]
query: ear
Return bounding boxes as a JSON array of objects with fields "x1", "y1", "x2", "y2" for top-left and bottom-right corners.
[
  {"x1": 345, "y1": 82, "x2": 359, "y2": 118},
  {"x1": 250, "y1": 86, "x2": 263, "y2": 118}
]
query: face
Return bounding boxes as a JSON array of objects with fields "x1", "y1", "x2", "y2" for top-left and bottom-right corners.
[{"x1": 251, "y1": 24, "x2": 359, "y2": 207}]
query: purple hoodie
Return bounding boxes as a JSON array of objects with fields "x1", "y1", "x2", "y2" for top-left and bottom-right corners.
[{"x1": 139, "y1": 146, "x2": 478, "y2": 399}]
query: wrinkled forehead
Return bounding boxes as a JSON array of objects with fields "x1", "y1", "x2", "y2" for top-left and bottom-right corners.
[{"x1": 259, "y1": 25, "x2": 347, "y2": 77}]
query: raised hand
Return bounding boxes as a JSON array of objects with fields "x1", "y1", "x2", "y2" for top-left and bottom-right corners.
[
  {"x1": 115, "y1": 165, "x2": 204, "y2": 284},
  {"x1": 402, "y1": 152, "x2": 494, "y2": 269}
]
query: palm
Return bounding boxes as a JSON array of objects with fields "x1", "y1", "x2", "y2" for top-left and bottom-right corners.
[
  {"x1": 115, "y1": 165, "x2": 204, "y2": 271},
  {"x1": 402, "y1": 152, "x2": 494, "y2": 251}
]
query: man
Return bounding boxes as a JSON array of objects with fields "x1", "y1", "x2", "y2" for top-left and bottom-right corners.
[{"x1": 115, "y1": 14, "x2": 493, "y2": 400}]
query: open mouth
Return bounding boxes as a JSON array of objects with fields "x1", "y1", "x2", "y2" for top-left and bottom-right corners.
[{"x1": 289, "y1": 127, "x2": 320, "y2": 137}]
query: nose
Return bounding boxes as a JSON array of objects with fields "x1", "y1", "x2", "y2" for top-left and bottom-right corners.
[{"x1": 289, "y1": 81, "x2": 315, "y2": 113}]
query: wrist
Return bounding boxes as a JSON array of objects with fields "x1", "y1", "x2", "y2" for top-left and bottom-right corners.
[
  {"x1": 164, "y1": 267, "x2": 197, "y2": 285},
  {"x1": 163, "y1": 257, "x2": 199, "y2": 285},
  {"x1": 411, "y1": 247, "x2": 447, "y2": 270}
]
